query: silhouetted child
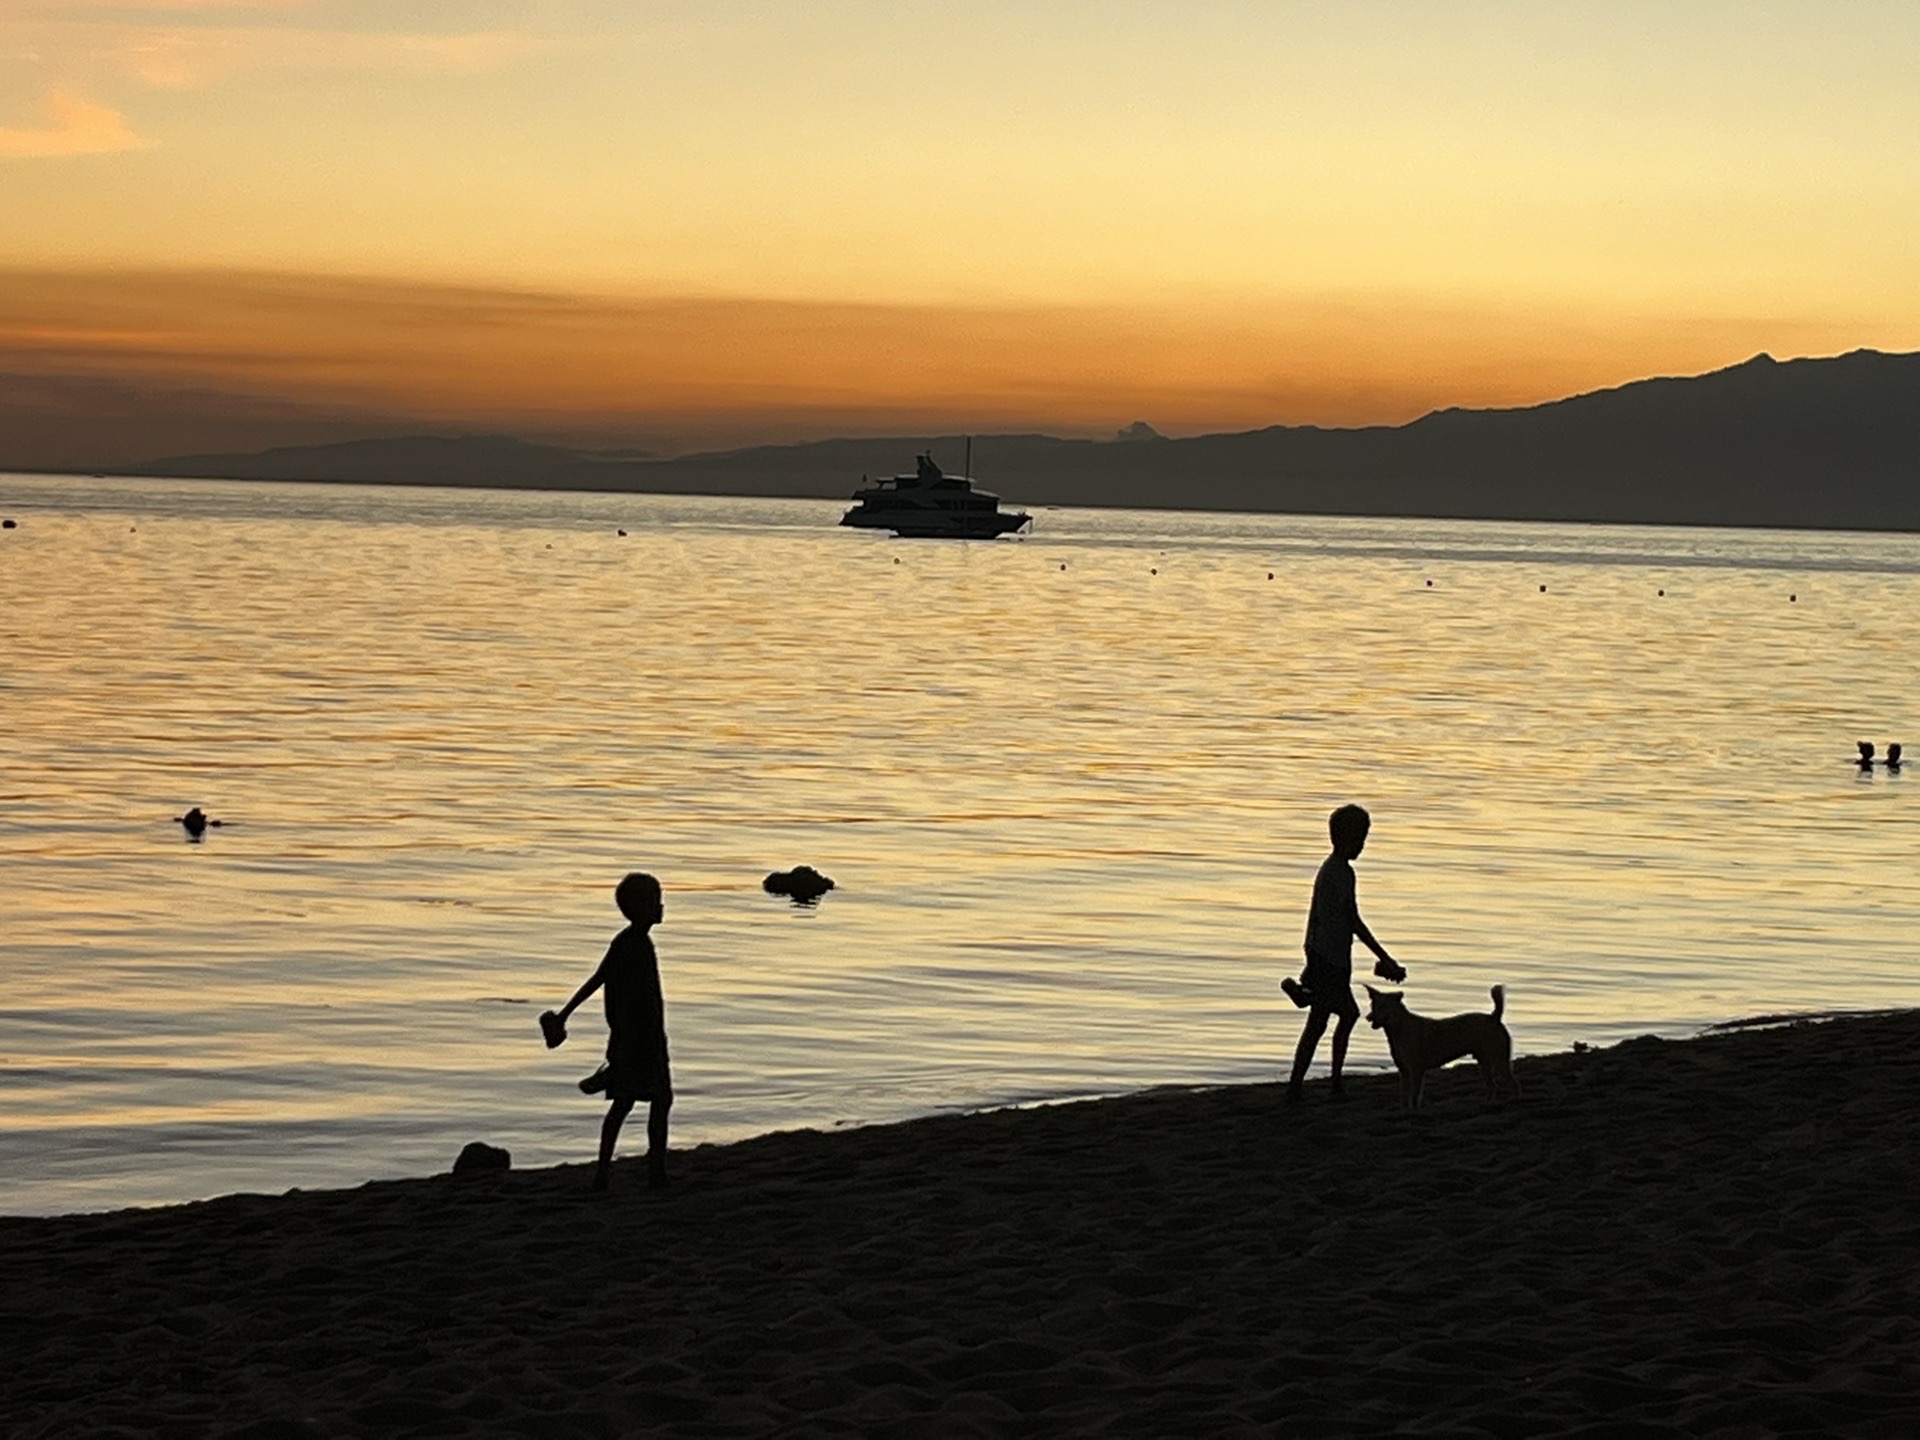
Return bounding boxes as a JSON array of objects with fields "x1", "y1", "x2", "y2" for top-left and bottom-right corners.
[
  {"x1": 1283, "y1": 804, "x2": 1405, "y2": 1101},
  {"x1": 541, "y1": 872, "x2": 673, "y2": 1190}
]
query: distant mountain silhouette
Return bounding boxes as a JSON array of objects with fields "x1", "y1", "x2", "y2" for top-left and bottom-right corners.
[
  {"x1": 136, "y1": 434, "x2": 605, "y2": 489},
  {"x1": 129, "y1": 349, "x2": 1920, "y2": 530}
]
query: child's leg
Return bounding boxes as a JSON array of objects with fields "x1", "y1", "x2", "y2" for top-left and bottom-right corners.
[
  {"x1": 593, "y1": 1097, "x2": 635, "y2": 1188},
  {"x1": 1288, "y1": 1011, "x2": 1328, "y2": 1091},
  {"x1": 645, "y1": 1096, "x2": 672, "y2": 1187},
  {"x1": 1329, "y1": 1011, "x2": 1359, "y2": 1084}
]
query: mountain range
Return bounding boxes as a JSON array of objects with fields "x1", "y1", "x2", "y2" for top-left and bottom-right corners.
[{"x1": 125, "y1": 348, "x2": 1920, "y2": 531}]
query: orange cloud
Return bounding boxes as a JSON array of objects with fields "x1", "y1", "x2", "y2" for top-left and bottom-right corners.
[
  {"x1": 116, "y1": 25, "x2": 554, "y2": 88},
  {"x1": 17, "y1": 3, "x2": 310, "y2": 10},
  {"x1": 0, "y1": 266, "x2": 1906, "y2": 468},
  {"x1": 5, "y1": 3, "x2": 552, "y2": 90},
  {"x1": 0, "y1": 91, "x2": 149, "y2": 158}
]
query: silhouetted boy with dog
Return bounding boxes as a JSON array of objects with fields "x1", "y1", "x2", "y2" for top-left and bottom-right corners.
[{"x1": 1283, "y1": 804, "x2": 1405, "y2": 1102}]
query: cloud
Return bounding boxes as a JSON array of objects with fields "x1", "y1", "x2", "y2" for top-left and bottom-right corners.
[
  {"x1": 4, "y1": 3, "x2": 555, "y2": 88},
  {"x1": 14, "y1": 2, "x2": 313, "y2": 15},
  {"x1": 0, "y1": 91, "x2": 150, "y2": 158},
  {"x1": 122, "y1": 26, "x2": 552, "y2": 87},
  {"x1": 7, "y1": 265, "x2": 1885, "y2": 473}
]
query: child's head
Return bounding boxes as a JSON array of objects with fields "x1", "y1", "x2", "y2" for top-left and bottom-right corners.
[
  {"x1": 615, "y1": 871, "x2": 663, "y2": 926},
  {"x1": 1328, "y1": 804, "x2": 1371, "y2": 858}
]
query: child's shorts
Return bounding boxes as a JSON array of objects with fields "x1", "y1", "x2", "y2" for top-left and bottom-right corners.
[
  {"x1": 603, "y1": 1035, "x2": 673, "y2": 1103},
  {"x1": 1301, "y1": 959, "x2": 1360, "y2": 1021}
]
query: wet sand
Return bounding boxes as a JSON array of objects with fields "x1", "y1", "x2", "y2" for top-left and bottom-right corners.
[{"x1": 6, "y1": 1011, "x2": 1920, "y2": 1438}]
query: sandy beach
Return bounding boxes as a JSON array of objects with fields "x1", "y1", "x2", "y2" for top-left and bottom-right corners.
[{"x1": 5, "y1": 1011, "x2": 1919, "y2": 1438}]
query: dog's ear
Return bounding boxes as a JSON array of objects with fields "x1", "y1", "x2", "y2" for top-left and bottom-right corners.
[{"x1": 1363, "y1": 984, "x2": 1380, "y2": 1001}]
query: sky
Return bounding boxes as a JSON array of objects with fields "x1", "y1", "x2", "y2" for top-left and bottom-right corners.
[{"x1": 4, "y1": 1, "x2": 1920, "y2": 464}]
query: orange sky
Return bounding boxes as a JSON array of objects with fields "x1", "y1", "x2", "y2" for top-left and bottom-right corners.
[{"x1": 5, "y1": 3, "x2": 1920, "y2": 464}]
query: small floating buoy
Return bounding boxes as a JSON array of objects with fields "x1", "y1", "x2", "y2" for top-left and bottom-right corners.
[
  {"x1": 1425, "y1": 579, "x2": 1433, "y2": 587},
  {"x1": 1, "y1": 518, "x2": 15, "y2": 529},
  {"x1": 1539, "y1": 584, "x2": 1547, "y2": 593},
  {"x1": 1789, "y1": 594, "x2": 1796, "y2": 602},
  {"x1": 1150, "y1": 567, "x2": 1157, "y2": 575},
  {"x1": 1060, "y1": 563, "x2": 1067, "y2": 571},
  {"x1": 1658, "y1": 589, "x2": 1664, "y2": 596},
  {"x1": 1267, "y1": 572, "x2": 1274, "y2": 580},
  {"x1": 617, "y1": 529, "x2": 626, "y2": 536}
]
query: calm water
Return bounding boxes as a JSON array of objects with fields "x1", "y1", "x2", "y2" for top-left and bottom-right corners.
[{"x1": 2, "y1": 473, "x2": 1916, "y2": 1215}]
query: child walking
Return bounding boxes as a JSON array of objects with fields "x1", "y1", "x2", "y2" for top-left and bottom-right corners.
[
  {"x1": 1283, "y1": 804, "x2": 1405, "y2": 1101},
  {"x1": 541, "y1": 872, "x2": 673, "y2": 1190}
]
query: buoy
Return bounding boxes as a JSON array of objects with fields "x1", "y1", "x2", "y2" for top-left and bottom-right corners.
[
  {"x1": 1, "y1": 518, "x2": 15, "y2": 529},
  {"x1": 1539, "y1": 584, "x2": 1547, "y2": 593},
  {"x1": 617, "y1": 529, "x2": 626, "y2": 536},
  {"x1": 1267, "y1": 572, "x2": 1273, "y2": 580},
  {"x1": 1150, "y1": 567, "x2": 1157, "y2": 575},
  {"x1": 1658, "y1": 589, "x2": 1664, "y2": 596},
  {"x1": 1425, "y1": 579, "x2": 1433, "y2": 587},
  {"x1": 1789, "y1": 594, "x2": 1796, "y2": 602}
]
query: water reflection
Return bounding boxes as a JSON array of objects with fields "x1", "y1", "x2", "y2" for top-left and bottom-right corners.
[{"x1": 1, "y1": 474, "x2": 1917, "y2": 1212}]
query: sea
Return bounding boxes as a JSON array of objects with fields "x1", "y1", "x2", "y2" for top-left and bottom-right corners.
[{"x1": 2, "y1": 472, "x2": 1916, "y2": 1216}]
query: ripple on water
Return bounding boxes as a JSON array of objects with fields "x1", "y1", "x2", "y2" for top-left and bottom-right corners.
[{"x1": 1, "y1": 475, "x2": 1917, "y2": 1212}]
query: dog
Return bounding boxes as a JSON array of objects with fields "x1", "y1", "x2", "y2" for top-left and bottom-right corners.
[{"x1": 1363, "y1": 984, "x2": 1520, "y2": 1111}]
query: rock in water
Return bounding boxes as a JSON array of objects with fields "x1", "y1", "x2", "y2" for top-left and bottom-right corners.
[
  {"x1": 763, "y1": 865, "x2": 835, "y2": 903},
  {"x1": 453, "y1": 1141, "x2": 511, "y2": 1175}
]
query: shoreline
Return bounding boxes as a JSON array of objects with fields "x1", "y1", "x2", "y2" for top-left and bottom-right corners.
[
  {"x1": 9, "y1": 467, "x2": 1920, "y2": 537},
  {"x1": 7, "y1": 1010, "x2": 1920, "y2": 1436},
  {"x1": 0, "y1": 1011, "x2": 1865, "y2": 1225}
]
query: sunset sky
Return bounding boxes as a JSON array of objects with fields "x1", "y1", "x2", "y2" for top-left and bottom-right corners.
[{"x1": 5, "y1": 1, "x2": 1920, "y2": 463}]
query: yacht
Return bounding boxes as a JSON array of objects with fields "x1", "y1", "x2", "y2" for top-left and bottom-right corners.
[{"x1": 840, "y1": 453, "x2": 1031, "y2": 539}]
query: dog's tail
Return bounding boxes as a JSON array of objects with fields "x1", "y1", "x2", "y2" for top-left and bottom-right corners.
[{"x1": 1490, "y1": 984, "x2": 1506, "y2": 1019}]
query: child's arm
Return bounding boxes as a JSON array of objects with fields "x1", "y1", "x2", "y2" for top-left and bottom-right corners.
[
  {"x1": 540, "y1": 959, "x2": 608, "y2": 1048},
  {"x1": 555, "y1": 962, "x2": 607, "y2": 1024},
  {"x1": 1354, "y1": 912, "x2": 1406, "y2": 982}
]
